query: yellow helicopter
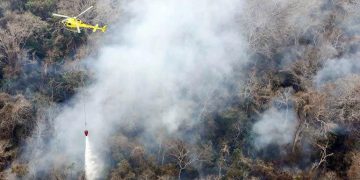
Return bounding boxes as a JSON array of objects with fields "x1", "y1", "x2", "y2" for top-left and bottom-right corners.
[{"x1": 52, "y1": 6, "x2": 107, "y2": 33}]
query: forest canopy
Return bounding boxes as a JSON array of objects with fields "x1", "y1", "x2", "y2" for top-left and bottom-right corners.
[{"x1": 0, "y1": 0, "x2": 360, "y2": 179}]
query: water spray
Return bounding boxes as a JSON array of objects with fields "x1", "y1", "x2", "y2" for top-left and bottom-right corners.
[{"x1": 85, "y1": 137, "x2": 100, "y2": 180}]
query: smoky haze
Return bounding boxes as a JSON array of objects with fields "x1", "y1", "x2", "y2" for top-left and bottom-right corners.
[
  {"x1": 253, "y1": 107, "x2": 297, "y2": 149},
  {"x1": 23, "y1": 0, "x2": 248, "y2": 177},
  {"x1": 315, "y1": 58, "x2": 360, "y2": 87},
  {"x1": 252, "y1": 89, "x2": 298, "y2": 149}
]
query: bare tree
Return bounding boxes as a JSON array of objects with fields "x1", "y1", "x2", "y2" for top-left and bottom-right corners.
[
  {"x1": 240, "y1": 0, "x2": 319, "y2": 57},
  {"x1": 326, "y1": 75, "x2": 360, "y2": 124},
  {"x1": 217, "y1": 142, "x2": 230, "y2": 179},
  {"x1": 292, "y1": 90, "x2": 330, "y2": 152},
  {"x1": 167, "y1": 140, "x2": 203, "y2": 180},
  {"x1": 168, "y1": 140, "x2": 194, "y2": 180},
  {"x1": 311, "y1": 140, "x2": 334, "y2": 171}
]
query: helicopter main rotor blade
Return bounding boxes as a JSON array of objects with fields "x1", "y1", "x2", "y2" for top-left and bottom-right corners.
[
  {"x1": 52, "y1": 13, "x2": 70, "y2": 18},
  {"x1": 75, "y1": 6, "x2": 94, "y2": 18}
]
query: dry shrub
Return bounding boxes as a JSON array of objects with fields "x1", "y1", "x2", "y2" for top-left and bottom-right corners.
[
  {"x1": 242, "y1": 69, "x2": 276, "y2": 112},
  {"x1": 324, "y1": 75, "x2": 360, "y2": 124},
  {"x1": 0, "y1": 11, "x2": 46, "y2": 76},
  {"x1": 250, "y1": 161, "x2": 293, "y2": 180},
  {"x1": 293, "y1": 89, "x2": 333, "y2": 138},
  {"x1": 0, "y1": 93, "x2": 33, "y2": 140},
  {"x1": 293, "y1": 74, "x2": 360, "y2": 141},
  {"x1": 295, "y1": 90, "x2": 327, "y2": 119},
  {"x1": 320, "y1": 171, "x2": 341, "y2": 180},
  {"x1": 11, "y1": 163, "x2": 28, "y2": 177},
  {"x1": 347, "y1": 151, "x2": 360, "y2": 179},
  {"x1": 241, "y1": 0, "x2": 324, "y2": 57}
]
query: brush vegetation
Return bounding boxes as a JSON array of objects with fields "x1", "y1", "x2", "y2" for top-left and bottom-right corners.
[{"x1": 0, "y1": 0, "x2": 359, "y2": 179}]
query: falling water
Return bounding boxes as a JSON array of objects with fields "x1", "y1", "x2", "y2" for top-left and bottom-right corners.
[{"x1": 85, "y1": 137, "x2": 100, "y2": 180}]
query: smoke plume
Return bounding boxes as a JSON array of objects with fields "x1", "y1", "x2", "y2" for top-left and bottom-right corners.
[
  {"x1": 23, "y1": 0, "x2": 248, "y2": 177},
  {"x1": 252, "y1": 89, "x2": 298, "y2": 149},
  {"x1": 253, "y1": 106, "x2": 297, "y2": 149},
  {"x1": 315, "y1": 58, "x2": 360, "y2": 87}
]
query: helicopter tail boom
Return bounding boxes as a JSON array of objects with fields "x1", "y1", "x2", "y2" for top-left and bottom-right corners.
[
  {"x1": 93, "y1": 24, "x2": 99, "y2": 32},
  {"x1": 92, "y1": 24, "x2": 107, "y2": 33}
]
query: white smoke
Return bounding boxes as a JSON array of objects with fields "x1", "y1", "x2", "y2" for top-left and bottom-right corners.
[
  {"x1": 315, "y1": 58, "x2": 360, "y2": 87},
  {"x1": 23, "y1": 0, "x2": 248, "y2": 178},
  {"x1": 253, "y1": 106, "x2": 297, "y2": 149}
]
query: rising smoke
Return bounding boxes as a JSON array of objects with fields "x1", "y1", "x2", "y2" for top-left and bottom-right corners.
[
  {"x1": 252, "y1": 89, "x2": 298, "y2": 149},
  {"x1": 253, "y1": 107, "x2": 297, "y2": 149},
  {"x1": 23, "y1": 0, "x2": 248, "y2": 178},
  {"x1": 315, "y1": 58, "x2": 360, "y2": 87}
]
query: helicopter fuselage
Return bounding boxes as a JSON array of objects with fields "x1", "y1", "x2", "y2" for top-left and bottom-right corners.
[
  {"x1": 63, "y1": 18, "x2": 94, "y2": 30},
  {"x1": 62, "y1": 18, "x2": 106, "y2": 32}
]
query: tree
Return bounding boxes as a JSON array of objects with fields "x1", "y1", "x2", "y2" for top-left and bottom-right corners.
[
  {"x1": 25, "y1": 0, "x2": 57, "y2": 18},
  {"x1": 217, "y1": 142, "x2": 229, "y2": 179},
  {"x1": 167, "y1": 140, "x2": 194, "y2": 179},
  {"x1": 110, "y1": 160, "x2": 136, "y2": 180},
  {"x1": 311, "y1": 140, "x2": 334, "y2": 171},
  {"x1": 167, "y1": 139, "x2": 212, "y2": 179},
  {"x1": 0, "y1": 11, "x2": 46, "y2": 76}
]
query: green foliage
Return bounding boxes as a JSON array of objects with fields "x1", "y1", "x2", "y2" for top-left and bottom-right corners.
[
  {"x1": 225, "y1": 148, "x2": 250, "y2": 179},
  {"x1": 24, "y1": 26, "x2": 88, "y2": 63},
  {"x1": 46, "y1": 70, "x2": 87, "y2": 103},
  {"x1": 25, "y1": 0, "x2": 57, "y2": 18},
  {"x1": 7, "y1": 0, "x2": 27, "y2": 11}
]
